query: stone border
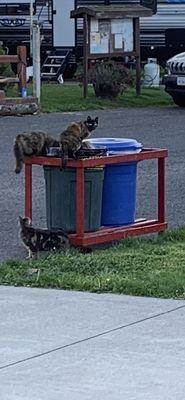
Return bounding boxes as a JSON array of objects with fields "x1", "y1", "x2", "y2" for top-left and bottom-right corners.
[{"x1": 0, "y1": 97, "x2": 39, "y2": 116}]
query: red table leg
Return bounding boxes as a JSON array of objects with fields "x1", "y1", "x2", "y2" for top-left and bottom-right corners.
[
  {"x1": 76, "y1": 167, "x2": 84, "y2": 237},
  {"x1": 25, "y1": 163, "x2": 32, "y2": 219},
  {"x1": 158, "y1": 157, "x2": 165, "y2": 223}
]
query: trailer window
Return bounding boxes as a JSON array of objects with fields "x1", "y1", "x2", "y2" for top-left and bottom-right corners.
[{"x1": 0, "y1": 4, "x2": 31, "y2": 16}]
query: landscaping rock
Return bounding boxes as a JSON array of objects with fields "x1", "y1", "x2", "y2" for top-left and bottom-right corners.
[{"x1": 0, "y1": 102, "x2": 39, "y2": 116}]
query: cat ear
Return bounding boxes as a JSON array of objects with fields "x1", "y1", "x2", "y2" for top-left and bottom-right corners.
[
  {"x1": 27, "y1": 217, "x2": 32, "y2": 226},
  {"x1": 95, "y1": 117, "x2": 99, "y2": 123},
  {"x1": 87, "y1": 116, "x2": 91, "y2": 122},
  {"x1": 18, "y1": 216, "x2": 23, "y2": 226}
]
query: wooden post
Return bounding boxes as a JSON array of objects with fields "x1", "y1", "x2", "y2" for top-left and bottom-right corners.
[
  {"x1": 17, "y1": 45, "x2": 27, "y2": 93},
  {"x1": 83, "y1": 13, "x2": 89, "y2": 99},
  {"x1": 134, "y1": 18, "x2": 141, "y2": 96}
]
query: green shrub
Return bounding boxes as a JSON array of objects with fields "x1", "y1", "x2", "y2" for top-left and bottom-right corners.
[
  {"x1": 0, "y1": 45, "x2": 15, "y2": 91},
  {"x1": 88, "y1": 60, "x2": 135, "y2": 98}
]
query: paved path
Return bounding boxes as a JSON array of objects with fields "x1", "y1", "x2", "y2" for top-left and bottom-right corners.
[
  {"x1": 0, "y1": 286, "x2": 185, "y2": 400},
  {"x1": 1, "y1": 106, "x2": 185, "y2": 260}
]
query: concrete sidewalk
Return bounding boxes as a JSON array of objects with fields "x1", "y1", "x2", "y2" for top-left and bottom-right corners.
[{"x1": 0, "y1": 286, "x2": 185, "y2": 400}]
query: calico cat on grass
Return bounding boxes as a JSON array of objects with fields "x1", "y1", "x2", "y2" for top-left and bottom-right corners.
[
  {"x1": 59, "y1": 116, "x2": 98, "y2": 167},
  {"x1": 19, "y1": 216, "x2": 91, "y2": 258},
  {"x1": 19, "y1": 216, "x2": 69, "y2": 259},
  {"x1": 14, "y1": 131, "x2": 59, "y2": 173}
]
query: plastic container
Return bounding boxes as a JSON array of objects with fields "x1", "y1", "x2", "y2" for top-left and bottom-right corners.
[
  {"x1": 143, "y1": 58, "x2": 160, "y2": 88},
  {"x1": 21, "y1": 87, "x2": 27, "y2": 98},
  {"x1": 89, "y1": 138, "x2": 143, "y2": 226},
  {"x1": 44, "y1": 166, "x2": 104, "y2": 233},
  {"x1": 89, "y1": 138, "x2": 142, "y2": 155}
]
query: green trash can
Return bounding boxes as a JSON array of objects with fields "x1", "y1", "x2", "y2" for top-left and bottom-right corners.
[{"x1": 44, "y1": 167, "x2": 104, "y2": 233}]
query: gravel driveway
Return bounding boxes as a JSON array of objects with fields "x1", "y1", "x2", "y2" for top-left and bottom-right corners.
[{"x1": 0, "y1": 106, "x2": 185, "y2": 261}]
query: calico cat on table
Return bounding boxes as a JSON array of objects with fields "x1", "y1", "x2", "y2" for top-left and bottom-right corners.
[
  {"x1": 59, "y1": 115, "x2": 98, "y2": 167},
  {"x1": 13, "y1": 116, "x2": 98, "y2": 173},
  {"x1": 14, "y1": 131, "x2": 59, "y2": 173}
]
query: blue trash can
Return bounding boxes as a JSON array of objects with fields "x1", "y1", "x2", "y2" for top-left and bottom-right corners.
[{"x1": 89, "y1": 138, "x2": 143, "y2": 226}]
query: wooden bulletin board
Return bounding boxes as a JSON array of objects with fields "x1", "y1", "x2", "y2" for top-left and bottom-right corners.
[
  {"x1": 71, "y1": 5, "x2": 153, "y2": 97},
  {"x1": 90, "y1": 18, "x2": 134, "y2": 55}
]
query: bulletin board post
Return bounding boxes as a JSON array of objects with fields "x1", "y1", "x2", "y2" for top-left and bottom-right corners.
[
  {"x1": 71, "y1": 5, "x2": 152, "y2": 98},
  {"x1": 83, "y1": 12, "x2": 89, "y2": 99}
]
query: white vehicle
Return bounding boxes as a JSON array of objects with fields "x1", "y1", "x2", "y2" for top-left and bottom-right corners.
[{"x1": 163, "y1": 52, "x2": 185, "y2": 107}]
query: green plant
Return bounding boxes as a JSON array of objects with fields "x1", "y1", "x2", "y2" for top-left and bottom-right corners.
[
  {"x1": 0, "y1": 45, "x2": 15, "y2": 91},
  {"x1": 73, "y1": 61, "x2": 84, "y2": 81},
  {"x1": 1, "y1": 227, "x2": 185, "y2": 299},
  {"x1": 88, "y1": 60, "x2": 135, "y2": 98}
]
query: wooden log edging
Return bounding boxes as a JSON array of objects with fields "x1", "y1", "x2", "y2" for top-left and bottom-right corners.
[{"x1": 0, "y1": 102, "x2": 39, "y2": 116}]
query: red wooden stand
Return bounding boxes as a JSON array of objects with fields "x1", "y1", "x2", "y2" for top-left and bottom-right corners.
[{"x1": 24, "y1": 148, "x2": 168, "y2": 247}]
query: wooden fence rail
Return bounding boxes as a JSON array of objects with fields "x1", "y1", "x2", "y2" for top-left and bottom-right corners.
[{"x1": 0, "y1": 45, "x2": 27, "y2": 91}]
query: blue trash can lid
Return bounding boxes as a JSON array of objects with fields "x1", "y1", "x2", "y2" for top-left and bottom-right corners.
[{"x1": 89, "y1": 138, "x2": 143, "y2": 152}]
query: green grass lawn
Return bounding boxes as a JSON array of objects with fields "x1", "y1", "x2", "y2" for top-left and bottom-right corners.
[
  {"x1": 1, "y1": 227, "x2": 185, "y2": 299},
  {"x1": 6, "y1": 82, "x2": 173, "y2": 112},
  {"x1": 40, "y1": 83, "x2": 173, "y2": 112},
  {"x1": 3, "y1": 82, "x2": 179, "y2": 299}
]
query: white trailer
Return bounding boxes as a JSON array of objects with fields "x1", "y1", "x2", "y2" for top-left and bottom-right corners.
[
  {"x1": 0, "y1": 1, "x2": 76, "y2": 52},
  {"x1": 140, "y1": 1, "x2": 185, "y2": 62},
  {"x1": 0, "y1": 0, "x2": 52, "y2": 55},
  {"x1": 52, "y1": 0, "x2": 75, "y2": 47},
  {"x1": 3, "y1": 1, "x2": 184, "y2": 73}
]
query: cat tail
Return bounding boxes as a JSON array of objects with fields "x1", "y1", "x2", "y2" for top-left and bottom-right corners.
[
  {"x1": 14, "y1": 136, "x2": 24, "y2": 173},
  {"x1": 60, "y1": 143, "x2": 68, "y2": 169}
]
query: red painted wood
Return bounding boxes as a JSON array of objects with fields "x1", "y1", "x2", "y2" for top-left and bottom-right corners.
[
  {"x1": 76, "y1": 167, "x2": 85, "y2": 237},
  {"x1": 158, "y1": 158, "x2": 165, "y2": 223},
  {"x1": 23, "y1": 148, "x2": 168, "y2": 168},
  {"x1": 25, "y1": 163, "x2": 32, "y2": 219},
  {"x1": 68, "y1": 221, "x2": 168, "y2": 246},
  {"x1": 23, "y1": 147, "x2": 168, "y2": 247}
]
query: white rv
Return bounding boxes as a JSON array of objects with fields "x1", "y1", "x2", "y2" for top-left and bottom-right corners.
[
  {"x1": 0, "y1": 0, "x2": 76, "y2": 79},
  {"x1": 0, "y1": 0, "x2": 154, "y2": 56},
  {"x1": 1, "y1": 0, "x2": 185, "y2": 63},
  {"x1": 140, "y1": 0, "x2": 185, "y2": 63},
  {"x1": 0, "y1": 0, "x2": 52, "y2": 55},
  {"x1": 1, "y1": 0, "x2": 184, "y2": 78}
]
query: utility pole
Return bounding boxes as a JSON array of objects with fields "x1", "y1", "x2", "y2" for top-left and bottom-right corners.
[{"x1": 32, "y1": 21, "x2": 41, "y2": 103}]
